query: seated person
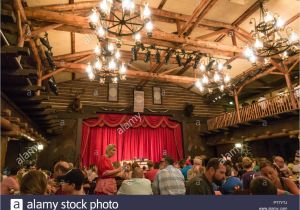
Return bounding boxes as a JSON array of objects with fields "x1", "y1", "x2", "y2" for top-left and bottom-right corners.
[
  {"x1": 20, "y1": 170, "x2": 48, "y2": 195},
  {"x1": 117, "y1": 167, "x2": 153, "y2": 195},
  {"x1": 58, "y1": 169, "x2": 85, "y2": 195},
  {"x1": 260, "y1": 160, "x2": 300, "y2": 195},
  {"x1": 220, "y1": 162, "x2": 242, "y2": 194},
  {"x1": 1, "y1": 167, "x2": 20, "y2": 195},
  {"x1": 250, "y1": 177, "x2": 277, "y2": 195}
]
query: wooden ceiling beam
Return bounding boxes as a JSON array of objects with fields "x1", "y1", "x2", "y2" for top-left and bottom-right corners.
[
  {"x1": 179, "y1": 0, "x2": 210, "y2": 36},
  {"x1": 232, "y1": 0, "x2": 261, "y2": 26},
  {"x1": 54, "y1": 61, "x2": 198, "y2": 85},
  {"x1": 196, "y1": 28, "x2": 229, "y2": 40},
  {"x1": 237, "y1": 54, "x2": 300, "y2": 94},
  {"x1": 25, "y1": 9, "x2": 243, "y2": 54},
  {"x1": 157, "y1": 0, "x2": 168, "y2": 9},
  {"x1": 185, "y1": 0, "x2": 218, "y2": 36},
  {"x1": 29, "y1": 23, "x2": 63, "y2": 37},
  {"x1": 27, "y1": 2, "x2": 235, "y2": 31}
]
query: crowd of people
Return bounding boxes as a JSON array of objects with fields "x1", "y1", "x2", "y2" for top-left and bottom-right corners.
[{"x1": 1, "y1": 144, "x2": 299, "y2": 195}]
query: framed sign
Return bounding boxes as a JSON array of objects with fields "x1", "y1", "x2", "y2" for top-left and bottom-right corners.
[
  {"x1": 153, "y1": 87, "x2": 162, "y2": 105},
  {"x1": 108, "y1": 83, "x2": 118, "y2": 102},
  {"x1": 134, "y1": 90, "x2": 144, "y2": 112}
]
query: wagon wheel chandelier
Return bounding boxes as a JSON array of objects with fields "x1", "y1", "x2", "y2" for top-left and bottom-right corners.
[
  {"x1": 86, "y1": 42, "x2": 127, "y2": 84},
  {"x1": 194, "y1": 58, "x2": 231, "y2": 93},
  {"x1": 244, "y1": 1, "x2": 299, "y2": 64},
  {"x1": 89, "y1": 0, "x2": 153, "y2": 40},
  {"x1": 86, "y1": 0, "x2": 153, "y2": 84}
]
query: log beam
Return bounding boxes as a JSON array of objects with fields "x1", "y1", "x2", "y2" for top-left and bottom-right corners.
[{"x1": 54, "y1": 61, "x2": 198, "y2": 85}]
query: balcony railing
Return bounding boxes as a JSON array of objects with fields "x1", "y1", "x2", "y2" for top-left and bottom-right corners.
[{"x1": 207, "y1": 90, "x2": 300, "y2": 130}]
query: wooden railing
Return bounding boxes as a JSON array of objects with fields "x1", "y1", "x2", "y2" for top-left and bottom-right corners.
[{"x1": 207, "y1": 90, "x2": 300, "y2": 130}]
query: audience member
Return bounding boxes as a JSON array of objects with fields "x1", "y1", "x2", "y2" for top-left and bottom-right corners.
[
  {"x1": 273, "y1": 156, "x2": 293, "y2": 178},
  {"x1": 187, "y1": 156, "x2": 204, "y2": 181},
  {"x1": 241, "y1": 157, "x2": 260, "y2": 191},
  {"x1": 0, "y1": 167, "x2": 20, "y2": 195},
  {"x1": 117, "y1": 167, "x2": 153, "y2": 195},
  {"x1": 250, "y1": 177, "x2": 277, "y2": 195},
  {"x1": 58, "y1": 169, "x2": 85, "y2": 195},
  {"x1": 188, "y1": 158, "x2": 226, "y2": 195},
  {"x1": 220, "y1": 161, "x2": 242, "y2": 194},
  {"x1": 153, "y1": 156, "x2": 185, "y2": 195},
  {"x1": 144, "y1": 160, "x2": 159, "y2": 182},
  {"x1": 260, "y1": 161, "x2": 300, "y2": 195},
  {"x1": 20, "y1": 170, "x2": 47, "y2": 195}
]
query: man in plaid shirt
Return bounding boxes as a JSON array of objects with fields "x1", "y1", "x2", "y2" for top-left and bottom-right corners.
[{"x1": 152, "y1": 156, "x2": 186, "y2": 195}]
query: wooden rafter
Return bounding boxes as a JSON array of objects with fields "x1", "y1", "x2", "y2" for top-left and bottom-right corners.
[
  {"x1": 158, "y1": 0, "x2": 168, "y2": 9},
  {"x1": 232, "y1": 0, "x2": 261, "y2": 26},
  {"x1": 54, "y1": 61, "x2": 198, "y2": 85},
  {"x1": 179, "y1": 0, "x2": 210, "y2": 36},
  {"x1": 185, "y1": 0, "x2": 218, "y2": 36},
  {"x1": 196, "y1": 29, "x2": 229, "y2": 40},
  {"x1": 27, "y1": 1, "x2": 235, "y2": 31},
  {"x1": 237, "y1": 54, "x2": 300, "y2": 94},
  {"x1": 42, "y1": 54, "x2": 94, "y2": 80},
  {"x1": 29, "y1": 23, "x2": 63, "y2": 37}
]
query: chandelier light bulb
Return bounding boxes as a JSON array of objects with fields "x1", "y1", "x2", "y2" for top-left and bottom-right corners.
[
  {"x1": 97, "y1": 26, "x2": 106, "y2": 38},
  {"x1": 94, "y1": 45, "x2": 101, "y2": 55},
  {"x1": 280, "y1": 51, "x2": 288, "y2": 59},
  {"x1": 195, "y1": 79, "x2": 203, "y2": 89},
  {"x1": 122, "y1": 0, "x2": 133, "y2": 11},
  {"x1": 199, "y1": 63, "x2": 205, "y2": 72},
  {"x1": 86, "y1": 63, "x2": 93, "y2": 73},
  {"x1": 224, "y1": 74, "x2": 230, "y2": 83},
  {"x1": 249, "y1": 55, "x2": 257, "y2": 63},
  {"x1": 134, "y1": 33, "x2": 141, "y2": 43},
  {"x1": 90, "y1": 10, "x2": 99, "y2": 23},
  {"x1": 108, "y1": 59, "x2": 117, "y2": 70},
  {"x1": 219, "y1": 85, "x2": 224, "y2": 92},
  {"x1": 244, "y1": 46, "x2": 253, "y2": 58},
  {"x1": 264, "y1": 12, "x2": 273, "y2": 22},
  {"x1": 100, "y1": 0, "x2": 111, "y2": 15},
  {"x1": 119, "y1": 63, "x2": 127, "y2": 74},
  {"x1": 99, "y1": 77, "x2": 106, "y2": 85},
  {"x1": 108, "y1": 43, "x2": 114, "y2": 52},
  {"x1": 88, "y1": 72, "x2": 95, "y2": 80},
  {"x1": 202, "y1": 75, "x2": 209, "y2": 84},
  {"x1": 276, "y1": 17, "x2": 285, "y2": 28},
  {"x1": 254, "y1": 39, "x2": 263, "y2": 49},
  {"x1": 214, "y1": 73, "x2": 220, "y2": 82},
  {"x1": 143, "y1": 3, "x2": 151, "y2": 21},
  {"x1": 115, "y1": 50, "x2": 121, "y2": 59},
  {"x1": 112, "y1": 77, "x2": 118, "y2": 83},
  {"x1": 94, "y1": 59, "x2": 102, "y2": 70},
  {"x1": 217, "y1": 62, "x2": 224, "y2": 71},
  {"x1": 289, "y1": 31, "x2": 299, "y2": 43},
  {"x1": 146, "y1": 21, "x2": 153, "y2": 32}
]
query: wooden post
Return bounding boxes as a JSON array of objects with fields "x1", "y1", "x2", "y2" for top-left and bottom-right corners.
[
  {"x1": 283, "y1": 72, "x2": 297, "y2": 109},
  {"x1": 234, "y1": 90, "x2": 241, "y2": 122},
  {"x1": 1, "y1": 136, "x2": 9, "y2": 170}
]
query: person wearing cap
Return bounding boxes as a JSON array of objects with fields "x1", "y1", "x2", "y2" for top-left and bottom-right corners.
[
  {"x1": 152, "y1": 156, "x2": 185, "y2": 195},
  {"x1": 95, "y1": 144, "x2": 121, "y2": 195},
  {"x1": 58, "y1": 169, "x2": 85, "y2": 195}
]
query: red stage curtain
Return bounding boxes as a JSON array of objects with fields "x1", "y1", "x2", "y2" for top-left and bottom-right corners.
[{"x1": 81, "y1": 114, "x2": 183, "y2": 167}]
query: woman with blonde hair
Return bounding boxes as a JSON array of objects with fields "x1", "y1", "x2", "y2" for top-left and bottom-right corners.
[
  {"x1": 187, "y1": 156, "x2": 204, "y2": 181},
  {"x1": 95, "y1": 144, "x2": 121, "y2": 195}
]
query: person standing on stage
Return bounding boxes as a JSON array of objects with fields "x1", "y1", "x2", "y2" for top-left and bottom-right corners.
[{"x1": 95, "y1": 144, "x2": 121, "y2": 195}]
